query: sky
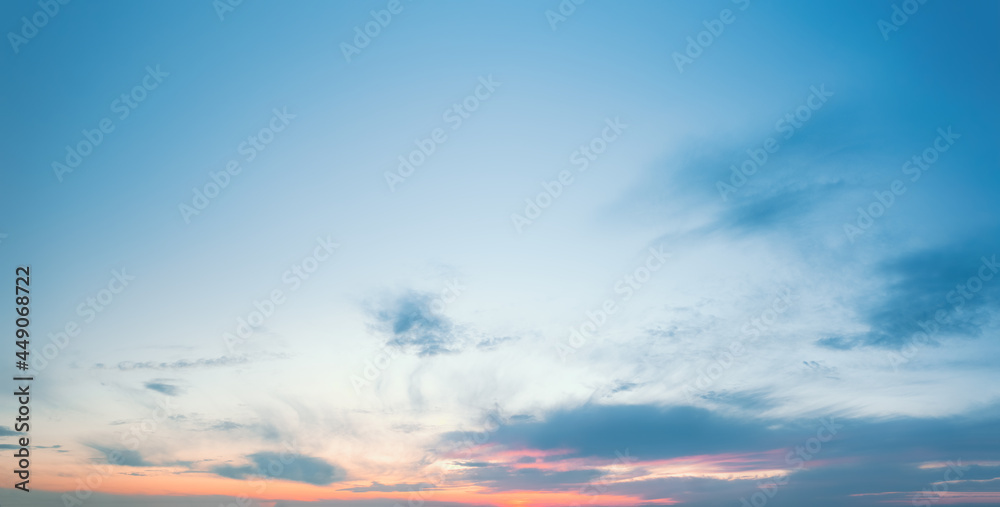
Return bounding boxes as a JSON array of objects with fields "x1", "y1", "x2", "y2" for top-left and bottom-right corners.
[{"x1": 1, "y1": 0, "x2": 999, "y2": 506}]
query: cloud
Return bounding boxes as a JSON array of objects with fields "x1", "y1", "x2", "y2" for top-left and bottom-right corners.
[
  {"x1": 206, "y1": 420, "x2": 282, "y2": 441},
  {"x1": 0, "y1": 491, "x2": 494, "y2": 507},
  {"x1": 392, "y1": 423, "x2": 423, "y2": 433},
  {"x1": 475, "y1": 335, "x2": 518, "y2": 351},
  {"x1": 612, "y1": 108, "x2": 869, "y2": 238},
  {"x1": 144, "y1": 381, "x2": 181, "y2": 396},
  {"x1": 719, "y1": 181, "x2": 846, "y2": 233},
  {"x1": 425, "y1": 402, "x2": 1000, "y2": 504},
  {"x1": 95, "y1": 355, "x2": 256, "y2": 370},
  {"x1": 696, "y1": 389, "x2": 779, "y2": 412},
  {"x1": 369, "y1": 291, "x2": 520, "y2": 356},
  {"x1": 605, "y1": 462, "x2": 1000, "y2": 507},
  {"x1": 455, "y1": 461, "x2": 493, "y2": 468},
  {"x1": 820, "y1": 237, "x2": 1000, "y2": 349},
  {"x1": 89, "y1": 446, "x2": 154, "y2": 467},
  {"x1": 210, "y1": 452, "x2": 345, "y2": 485},
  {"x1": 211, "y1": 421, "x2": 243, "y2": 431},
  {"x1": 372, "y1": 291, "x2": 459, "y2": 356},
  {"x1": 338, "y1": 481, "x2": 436, "y2": 493},
  {"x1": 445, "y1": 402, "x2": 1000, "y2": 465},
  {"x1": 447, "y1": 404, "x2": 789, "y2": 461},
  {"x1": 0, "y1": 425, "x2": 17, "y2": 436},
  {"x1": 449, "y1": 464, "x2": 603, "y2": 493}
]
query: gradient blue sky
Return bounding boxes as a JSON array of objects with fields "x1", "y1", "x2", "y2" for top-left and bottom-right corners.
[{"x1": 1, "y1": 1, "x2": 999, "y2": 506}]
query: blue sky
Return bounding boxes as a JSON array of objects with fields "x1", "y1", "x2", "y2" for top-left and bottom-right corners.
[{"x1": 1, "y1": 0, "x2": 999, "y2": 506}]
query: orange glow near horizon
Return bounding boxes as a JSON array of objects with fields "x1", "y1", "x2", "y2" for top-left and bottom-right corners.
[
  {"x1": 34, "y1": 465, "x2": 676, "y2": 507},
  {"x1": 30, "y1": 446, "x2": 813, "y2": 506}
]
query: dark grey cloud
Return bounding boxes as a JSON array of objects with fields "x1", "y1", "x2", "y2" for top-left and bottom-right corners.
[
  {"x1": 820, "y1": 236, "x2": 1000, "y2": 349},
  {"x1": 448, "y1": 463, "x2": 603, "y2": 493},
  {"x1": 508, "y1": 414, "x2": 535, "y2": 423},
  {"x1": 720, "y1": 181, "x2": 846, "y2": 233},
  {"x1": 443, "y1": 402, "x2": 1000, "y2": 466},
  {"x1": 89, "y1": 445, "x2": 153, "y2": 467},
  {"x1": 210, "y1": 452, "x2": 345, "y2": 485},
  {"x1": 614, "y1": 106, "x2": 874, "y2": 238},
  {"x1": 372, "y1": 291, "x2": 458, "y2": 356},
  {"x1": 429, "y1": 402, "x2": 1000, "y2": 505},
  {"x1": 144, "y1": 381, "x2": 181, "y2": 396},
  {"x1": 369, "y1": 291, "x2": 518, "y2": 356},
  {"x1": 443, "y1": 404, "x2": 790, "y2": 461},
  {"x1": 606, "y1": 462, "x2": 1000, "y2": 507}
]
